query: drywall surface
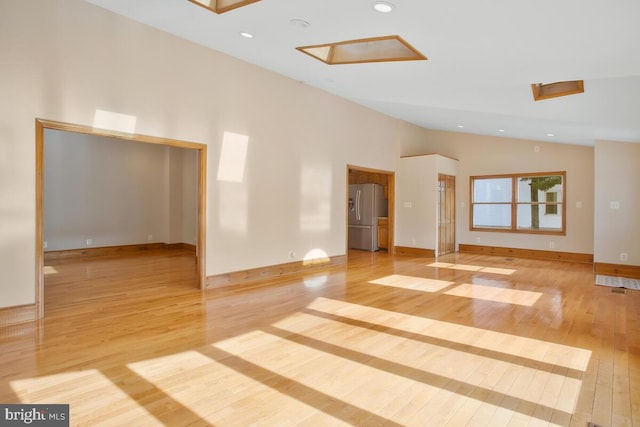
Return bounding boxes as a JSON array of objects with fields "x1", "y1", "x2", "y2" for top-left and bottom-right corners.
[
  {"x1": 396, "y1": 154, "x2": 458, "y2": 251},
  {"x1": 44, "y1": 130, "x2": 168, "y2": 250},
  {"x1": 594, "y1": 140, "x2": 640, "y2": 265},
  {"x1": 44, "y1": 130, "x2": 197, "y2": 251},
  {"x1": 400, "y1": 128, "x2": 595, "y2": 254},
  {"x1": 0, "y1": 0, "x2": 405, "y2": 308}
]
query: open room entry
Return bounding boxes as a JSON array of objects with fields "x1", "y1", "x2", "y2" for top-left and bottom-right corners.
[
  {"x1": 35, "y1": 119, "x2": 207, "y2": 319},
  {"x1": 346, "y1": 165, "x2": 395, "y2": 255}
]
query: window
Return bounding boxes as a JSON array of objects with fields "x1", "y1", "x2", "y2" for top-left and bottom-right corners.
[{"x1": 470, "y1": 172, "x2": 565, "y2": 235}]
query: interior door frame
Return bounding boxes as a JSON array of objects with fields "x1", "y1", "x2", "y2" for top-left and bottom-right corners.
[
  {"x1": 35, "y1": 118, "x2": 207, "y2": 319},
  {"x1": 437, "y1": 173, "x2": 456, "y2": 256},
  {"x1": 346, "y1": 165, "x2": 395, "y2": 255}
]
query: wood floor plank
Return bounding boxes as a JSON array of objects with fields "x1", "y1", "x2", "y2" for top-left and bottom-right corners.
[{"x1": 1, "y1": 249, "x2": 639, "y2": 426}]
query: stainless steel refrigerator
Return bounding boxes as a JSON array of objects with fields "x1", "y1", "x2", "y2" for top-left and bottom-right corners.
[{"x1": 348, "y1": 184, "x2": 388, "y2": 251}]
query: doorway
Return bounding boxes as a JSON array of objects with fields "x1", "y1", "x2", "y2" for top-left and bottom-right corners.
[
  {"x1": 35, "y1": 118, "x2": 207, "y2": 319},
  {"x1": 437, "y1": 174, "x2": 455, "y2": 256},
  {"x1": 346, "y1": 165, "x2": 395, "y2": 254}
]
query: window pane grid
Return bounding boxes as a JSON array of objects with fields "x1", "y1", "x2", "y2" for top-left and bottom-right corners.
[{"x1": 470, "y1": 172, "x2": 565, "y2": 235}]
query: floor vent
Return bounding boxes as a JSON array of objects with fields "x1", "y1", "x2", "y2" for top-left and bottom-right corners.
[{"x1": 611, "y1": 287, "x2": 626, "y2": 294}]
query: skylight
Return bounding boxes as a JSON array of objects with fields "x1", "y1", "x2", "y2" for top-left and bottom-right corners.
[
  {"x1": 187, "y1": 0, "x2": 261, "y2": 14},
  {"x1": 297, "y1": 35, "x2": 427, "y2": 65},
  {"x1": 531, "y1": 80, "x2": 584, "y2": 101}
]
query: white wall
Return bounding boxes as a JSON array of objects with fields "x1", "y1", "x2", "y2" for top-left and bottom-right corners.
[
  {"x1": 594, "y1": 140, "x2": 640, "y2": 265},
  {"x1": 0, "y1": 0, "x2": 405, "y2": 308},
  {"x1": 400, "y1": 126, "x2": 595, "y2": 255},
  {"x1": 44, "y1": 130, "x2": 197, "y2": 251},
  {"x1": 4, "y1": 1, "x2": 617, "y2": 313},
  {"x1": 395, "y1": 155, "x2": 457, "y2": 251}
]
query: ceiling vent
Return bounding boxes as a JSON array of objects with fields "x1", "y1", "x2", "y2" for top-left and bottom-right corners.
[
  {"x1": 187, "y1": 0, "x2": 261, "y2": 14},
  {"x1": 297, "y1": 35, "x2": 427, "y2": 65},
  {"x1": 531, "y1": 80, "x2": 584, "y2": 101}
]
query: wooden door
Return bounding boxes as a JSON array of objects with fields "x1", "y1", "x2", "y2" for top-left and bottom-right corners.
[{"x1": 438, "y1": 174, "x2": 456, "y2": 256}]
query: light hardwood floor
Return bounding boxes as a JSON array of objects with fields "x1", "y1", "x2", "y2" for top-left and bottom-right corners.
[{"x1": 1, "y1": 249, "x2": 639, "y2": 426}]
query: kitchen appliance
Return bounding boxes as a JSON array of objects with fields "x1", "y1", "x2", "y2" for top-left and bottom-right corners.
[{"x1": 348, "y1": 183, "x2": 388, "y2": 251}]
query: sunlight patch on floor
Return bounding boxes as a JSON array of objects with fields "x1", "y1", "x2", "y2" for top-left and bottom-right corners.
[
  {"x1": 428, "y1": 262, "x2": 516, "y2": 275},
  {"x1": 444, "y1": 283, "x2": 542, "y2": 306},
  {"x1": 43, "y1": 265, "x2": 58, "y2": 275},
  {"x1": 206, "y1": 310, "x2": 586, "y2": 425},
  {"x1": 308, "y1": 297, "x2": 591, "y2": 372},
  {"x1": 128, "y1": 349, "x2": 304, "y2": 425},
  {"x1": 10, "y1": 369, "x2": 153, "y2": 424},
  {"x1": 213, "y1": 328, "x2": 538, "y2": 426},
  {"x1": 11, "y1": 293, "x2": 590, "y2": 426},
  {"x1": 429, "y1": 262, "x2": 482, "y2": 271},
  {"x1": 213, "y1": 330, "x2": 420, "y2": 423},
  {"x1": 128, "y1": 343, "x2": 356, "y2": 425},
  {"x1": 270, "y1": 311, "x2": 581, "y2": 411},
  {"x1": 369, "y1": 274, "x2": 454, "y2": 292},
  {"x1": 480, "y1": 266, "x2": 517, "y2": 275}
]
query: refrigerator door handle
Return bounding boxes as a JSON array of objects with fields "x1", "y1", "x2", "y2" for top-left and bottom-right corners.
[{"x1": 356, "y1": 189, "x2": 361, "y2": 221}]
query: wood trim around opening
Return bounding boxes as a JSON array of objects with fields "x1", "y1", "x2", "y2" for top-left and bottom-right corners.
[
  {"x1": 469, "y1": 171, "x2": 566, "y2": 236},
  {"x1": 35, "y1": 118, "x2": 207, "y2": 322}
]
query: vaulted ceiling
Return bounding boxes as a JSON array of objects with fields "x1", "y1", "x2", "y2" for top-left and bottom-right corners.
[{"x1": 87, "y1": 0, "x2": 640, "y2": 146}]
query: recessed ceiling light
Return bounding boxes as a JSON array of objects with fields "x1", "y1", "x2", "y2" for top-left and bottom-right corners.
[
  {"x1": 372, "y1": 1, "x2": 395, "y2": 13},
  {"x1": 457, "y1": 125, "x2": 464, "y2": 128},
  {"x1": 498, "y1": 129, "x2": 505, "y2": 132},
  {"x1": 290, "y1": 19, "x2": 310, "y2": 29},
  {"x1": 240, "y1": 32, "x2": 254, "y2": 39},
  {"x1": 546, "y1": 133, "x2": 555, "y2": 137}
]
